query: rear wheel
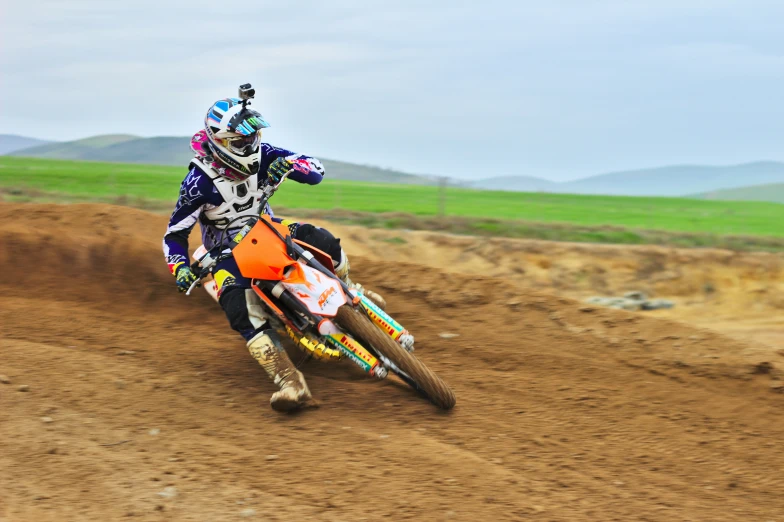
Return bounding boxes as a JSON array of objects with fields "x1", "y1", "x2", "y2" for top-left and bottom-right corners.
[{"x1": 335, "y1": 305, "x2": 456, "y2": 410}]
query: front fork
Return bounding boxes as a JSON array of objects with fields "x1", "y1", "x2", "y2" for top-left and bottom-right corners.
[
  {"x1": 349, "y1": 294, "x2": 414, "y2": 355},
  {"x1": 355, "y1": 294, "x2": 413, "y2": 349}
]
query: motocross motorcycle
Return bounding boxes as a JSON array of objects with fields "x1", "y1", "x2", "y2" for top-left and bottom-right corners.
[{"x1": 186, "y1": 172, "x2": 456, "y2": 410}]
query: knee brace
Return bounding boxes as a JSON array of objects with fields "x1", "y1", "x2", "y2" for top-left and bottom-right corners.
[
  {"x1": 219, "y1": 286, "x2": 262, "y2": 341},
  {"x1": 293, "y1": 224, "x2": 343, "y2": 264}
]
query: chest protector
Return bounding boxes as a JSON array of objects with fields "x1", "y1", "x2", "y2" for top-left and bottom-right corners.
[{"x1": 191, "y1": 158, "x2": 265, "y2": 230}]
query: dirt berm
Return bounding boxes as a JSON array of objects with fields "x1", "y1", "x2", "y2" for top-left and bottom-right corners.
[{"x1": 1, "y1": 203, "x2": 783, "y2": 521}]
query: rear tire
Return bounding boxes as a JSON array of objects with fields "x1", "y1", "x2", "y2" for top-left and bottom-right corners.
[{"x1": 336, "y1": 305, "x2": 456, "y2": 410}]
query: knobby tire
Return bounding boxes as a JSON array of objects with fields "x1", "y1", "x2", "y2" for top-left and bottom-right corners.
[{"x1": 335, "y1": 305, "x2": 456, "y2": 410}]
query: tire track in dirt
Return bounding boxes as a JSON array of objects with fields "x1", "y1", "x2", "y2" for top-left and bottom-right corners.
[{"x1": 1, "y1": 203, "x2": 783, "y2": 521}]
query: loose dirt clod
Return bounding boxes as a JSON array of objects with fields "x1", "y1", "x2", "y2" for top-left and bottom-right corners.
[
  {"x1": 100, "y1": 440, "x2": 131, "y2": 447},
  {"x1": 439, "y1": 333, "x2": 459, "y2": 339},
  {"x1": 586, "y1": 295, "x2": 674, "y2": 311},
  {"x1": 157, "y1": 487, "x2": 177, "y2": 499},
  {"x1": 17, "y1": 385, "x2": 29, "y2": 392},
  {"x1": 752, "y1": 362, "x2": 775, "y2": 375},
  {"x1": 0, "y1": 374, "x2": 10, "y2": 384}
]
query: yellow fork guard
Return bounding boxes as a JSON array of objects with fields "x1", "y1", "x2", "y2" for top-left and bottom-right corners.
[{"x1": 284, "y1": 325, "x2": 343, "y2": 361}]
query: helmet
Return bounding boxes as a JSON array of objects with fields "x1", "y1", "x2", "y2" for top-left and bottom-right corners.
[{"x1": 203, "y1": 97, "x2": 270, "y2": 181}]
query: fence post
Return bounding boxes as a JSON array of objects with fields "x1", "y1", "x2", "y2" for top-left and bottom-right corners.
[{"x1": 438, "y1": 176, "x2": 447, "y2": 217}]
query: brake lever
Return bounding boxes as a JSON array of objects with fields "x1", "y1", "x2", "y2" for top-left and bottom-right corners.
[
  {"x1": 185, "y1": 278, "x2": 201, "y2": 296},
  {"x1": 266, "y1": 169, "x2": 293, "y2": 192},
  {"x1": 185, "y1": 251, "x2": 217, "y2": 296}
]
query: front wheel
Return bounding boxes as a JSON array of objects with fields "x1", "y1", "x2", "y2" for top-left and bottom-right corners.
[{"x1": 335, "y1": 305, "x2": 456, "y2": 410}]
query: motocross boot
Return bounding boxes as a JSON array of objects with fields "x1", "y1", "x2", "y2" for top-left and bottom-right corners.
[
  {"x1": 247, "y1": 330, "x2": 313, "y2": 412},
  {"x1": 334, "y1": 249, "x2": 387, "y2": 310}
]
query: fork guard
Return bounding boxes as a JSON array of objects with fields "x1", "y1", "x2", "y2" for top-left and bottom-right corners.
[
  {"x1": 316, "y1": 318, "x2": 386, "y2": 378},
  {"x1": 284, "y1": 325, "x2": 343, "y2": 362},
  {"x1": 356, "y1": 294, "x2": 411, "y2": 343}
]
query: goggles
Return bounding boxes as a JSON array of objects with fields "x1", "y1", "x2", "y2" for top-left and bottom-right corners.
[{"x1": 224, "y1": 131, "x2": 261, "y2": 157}]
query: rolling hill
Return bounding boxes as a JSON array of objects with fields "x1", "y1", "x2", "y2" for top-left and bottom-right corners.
[
  {"x1": 563, "y1": 162, "x2": 784, "y2": 196},
  {"x1": 8, "y1": 134, "x2": 140, "y2": 160},
  {"x1": 0, "y1": 134, "x2": 53, "y2": 155},
  {"x1": 471, "y1": 162, "x2": 784, "y2": 197},
  {"x1": 469, "y1": 175, "x2": 559, "y2": 192},
  {"x1": 6, "y1": 134, "x2": 438, "y2": 185},
  {"x1": 695, "y1": 182, "x2": 784, "y2": 204}
]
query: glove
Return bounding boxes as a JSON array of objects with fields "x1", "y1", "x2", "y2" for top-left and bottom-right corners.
[
  {"x1": 267, "y1": 157, "x2": 293, "y2": 184},
  {"x1": 174, "y1": 264, "x2": 198, "y2": 293}
]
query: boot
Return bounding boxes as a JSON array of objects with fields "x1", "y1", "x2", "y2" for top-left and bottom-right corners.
[
  {"x1": 247, "y1": 330, "x2": 313, "y2": 412},
  {"x1": 334, "y1": 250, "x2": 387, "y2": 310}
]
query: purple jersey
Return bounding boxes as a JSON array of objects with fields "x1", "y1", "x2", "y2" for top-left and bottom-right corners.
[{"x1": 163, "y1": 143, "x2": 324, "y2": 273}]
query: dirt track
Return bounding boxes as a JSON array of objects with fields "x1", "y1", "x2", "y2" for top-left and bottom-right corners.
[{"x1": 1, "y1": 203, "x2": 783, "y2": 521}]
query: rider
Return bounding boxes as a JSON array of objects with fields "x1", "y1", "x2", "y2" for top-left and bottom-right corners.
[{"x1": 163, "y1": 85, "x2": 385, "y2": 412}]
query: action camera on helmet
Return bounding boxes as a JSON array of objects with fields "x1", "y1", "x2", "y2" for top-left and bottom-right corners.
[{"x1": 239, "y1": 84, "x2": 255, "y2": 101}]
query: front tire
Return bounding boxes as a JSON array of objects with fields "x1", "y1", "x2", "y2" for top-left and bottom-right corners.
[{"x1": 335, "y1": 305, "x2": 456, "y2": 410}]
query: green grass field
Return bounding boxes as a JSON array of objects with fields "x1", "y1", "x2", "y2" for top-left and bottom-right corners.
[{"x1": 2, "y1": 156, "x2": 783, "y2": 239}]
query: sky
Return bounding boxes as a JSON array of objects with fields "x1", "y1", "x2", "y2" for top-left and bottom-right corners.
[{"x1": 2, "y1": 0, "x2": 784, "y2": 181}]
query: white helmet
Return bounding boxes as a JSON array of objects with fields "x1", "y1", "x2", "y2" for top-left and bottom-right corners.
[{"x1": 203, "y1": 95, "x2": 270, "y2": 181}]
